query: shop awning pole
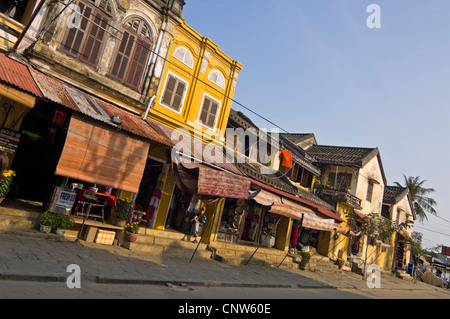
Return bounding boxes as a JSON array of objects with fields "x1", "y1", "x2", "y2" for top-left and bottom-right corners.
[
  {"x1": 244, "y1": 217, "x2": 282, "y2": 266},
  {"x1": 189, "y1": 202, "x2": 219, "y2": 264}
]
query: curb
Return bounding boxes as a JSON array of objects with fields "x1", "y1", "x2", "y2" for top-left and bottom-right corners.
[{"x1": 0, "y1": 271, "x2": 441, "y2": 291}]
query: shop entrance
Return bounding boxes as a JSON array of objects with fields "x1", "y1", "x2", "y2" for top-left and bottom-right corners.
[
  {"x1": 218, "y1": 199, "x2": 281, "y2": 248},
  {"x1": 295, "y1": 227, "x2": 320, "y2": 252},
  {"x1": 165, "y1": 185, "x2": 196, "y2": 233},
  {"x1": 10, "y1": 102, "x2": 69, "y2": 203},
  {"x1": 134, "y1": 157, "x2": 165, "y2": 213}
]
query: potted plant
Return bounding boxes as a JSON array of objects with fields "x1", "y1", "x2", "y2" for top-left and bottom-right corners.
[
  {"x1": 55, "y1": 214, "x2": 74, "y2": 236},
  {"x1": 125, "y1": 221, "x2": 139, "y2": 242},
  {"x1": 40, "y1": 212, "x2": 55, "y2": 233},
  {"x1": 113, "y1": 197, "x2": 133, "y2": 227},
  {"x1": 0, "y1": 169, "x2": 16, "y2": 204},
  {"x1": 336, "y1": 257, "x2": 345, "y2": 269},
  {"x1": 299, "y1": 249, "x2": 312, "y2": 269}
]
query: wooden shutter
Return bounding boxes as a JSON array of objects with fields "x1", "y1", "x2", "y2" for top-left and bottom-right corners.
[
  {"x1": 55, "y1": 114, "x2": 150, "y2": 194},
  {"x1": 80, "y1": 10, "x2": 109, "y2": 66},
  {"x1": 199, "y1": 96, "x2": 219, "y2": 128},
  {"x1": 161, "y1": 74, "x2": 186, "y2": 112},
  {"x1": 62, "y1": 2, "x2": 90, "y2": 55},
  {"x1": 111, "y1": 31, "x2": 135, "y2": 80},
  {"x1": 125, "y1": 39, "x2": 150, "y2": 89}
]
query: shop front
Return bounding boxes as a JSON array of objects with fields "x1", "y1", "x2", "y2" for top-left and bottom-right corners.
[
  {"x1": 2, "y1": 66, "x2": 175, "y2": 244},
  {"x1": 0, "y1": 53, "x2": 42, "y2": 174},
  {"x1": 217, "y1": 197, "x2": 280, "y2": 247}
]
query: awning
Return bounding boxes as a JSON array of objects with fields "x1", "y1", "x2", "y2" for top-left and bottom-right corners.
[
  {"x1": 172, "y1": 161, "x2": 251, "y2": 202},
  {"x1": 301, "y1": 213, "x2": 339, "y2": 232},
  {"x1": 252, "y1": 190, "x2": 302, "y2": 220},
  {"x1": 55, "y1": 114, "x2": 149, "y2": 193},
  {"x1": 250, "y1": 178, "x2": 344, "y2": 223}
]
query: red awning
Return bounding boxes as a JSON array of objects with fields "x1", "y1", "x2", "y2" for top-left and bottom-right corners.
[{"x1": 172, "y1": 162, "x2": 251, "y2": 202}]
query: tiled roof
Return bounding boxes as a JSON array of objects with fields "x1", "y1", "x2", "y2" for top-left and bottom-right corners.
[
  {"x1": 383, "y1": 186, "x2": 408, "y2": 204},
  {"x1": 307, "y1": 145, "x2": 379, "y2": 167},
  {"x1": 281, "y1": 133, "x2": 316, "y2": 145}
]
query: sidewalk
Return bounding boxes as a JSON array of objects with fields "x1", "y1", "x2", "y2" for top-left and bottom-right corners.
[{"x1": 0, "y1": 230, "x2": 440, "y2": 291}]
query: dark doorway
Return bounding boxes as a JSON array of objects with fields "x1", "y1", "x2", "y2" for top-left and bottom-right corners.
[
  {"x1": 134, "y1": 157, "x2": 165, "y2": 212},
  {"x1": 10, "y1": 102, "x2": 69, "y2": 202}
]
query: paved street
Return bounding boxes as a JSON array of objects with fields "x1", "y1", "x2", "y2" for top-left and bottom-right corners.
[
  {"x1": 2, "y1": 281, "x2": 450, "y2": 300},
  {"x1": 0, "y1": 230, "x2": 448, "y2": 300}
]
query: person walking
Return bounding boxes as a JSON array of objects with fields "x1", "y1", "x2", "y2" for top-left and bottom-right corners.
[{"x1": 192, "y1": 207, "x2": 206, "y2": 243}]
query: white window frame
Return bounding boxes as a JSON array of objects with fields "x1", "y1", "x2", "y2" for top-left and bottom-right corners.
[
  {"x1": 173, "y1": 46, "x2": 194, "y2": 69},
  {"x1": 196, "y1": 92, "x2": 221, "y2": 130},
  {"x1": 159, "y1": 71, "x2": 189, "y2": 114},
  {"x1": 207, "y1": 70, "x2": 225, "y2": 89}
]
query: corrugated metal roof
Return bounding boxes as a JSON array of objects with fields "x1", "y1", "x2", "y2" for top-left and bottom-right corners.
[
  {"x1": 0, "y1": 53, "x2": 42, "y2": 97},
  {"x1": 29, "y1": 68, "x2": 172, "y2": 146}
]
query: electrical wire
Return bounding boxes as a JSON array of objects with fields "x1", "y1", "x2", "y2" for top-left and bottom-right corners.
[
  {"x1": 23, "y1": 0, "x2": 439, "y2": 201},
  {"x1": 414, "y1": 225, "x2": 450, "y2": 238}
]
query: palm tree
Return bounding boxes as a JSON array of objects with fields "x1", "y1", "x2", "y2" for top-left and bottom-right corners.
[{"x1": 394, "y1": 175, "x2": 437, "y2": 223}]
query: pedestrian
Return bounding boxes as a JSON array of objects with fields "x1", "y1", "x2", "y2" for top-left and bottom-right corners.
[
  {"x1": 192, "y1": 207, "x2": 206, "y2": 243},
  {"x1": 289, "y1": 219, "x2": 302, "y2": 254}
]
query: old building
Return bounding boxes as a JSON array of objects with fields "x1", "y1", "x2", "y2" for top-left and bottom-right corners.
[{"x1": 382, "y1": 186, "x2": 416, "y2": 272}]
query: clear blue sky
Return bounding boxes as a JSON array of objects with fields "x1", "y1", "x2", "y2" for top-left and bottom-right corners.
[{"x1": 183, "y1": 1, "x2": 450, "y2": 251}]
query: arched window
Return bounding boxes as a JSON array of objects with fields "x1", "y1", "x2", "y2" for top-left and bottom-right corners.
[
  {"x1": 173, "y1": 46, "x2": 194, "y2": 68},
  {"x1": 110, "y1": 17, "x2": 153, "y2": 90},
  {"x1": 61, "y1": 0, "x2": 113, "y2": 67},
  {"x1": 208, "y1": 70, "x2": 225, "y2": 89}
]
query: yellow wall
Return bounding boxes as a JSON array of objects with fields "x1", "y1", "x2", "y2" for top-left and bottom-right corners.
[
  {"x1": 324, "y1": 203, "x2": 352, "y2": 260},
  {"x1": 149, "y1": 18, "x2": 243, "y2": 145},
  {"x1": 153, "y1": 164, "x2": 176, "y2": 230}
]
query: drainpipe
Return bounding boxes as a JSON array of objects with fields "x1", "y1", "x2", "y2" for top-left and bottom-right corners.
[
  {"x1": 142, "y1": 37, "x2": 173, "y2": 118},
  {"x1": 142, "y1": 95, "x2": 156, "y2": 119}
]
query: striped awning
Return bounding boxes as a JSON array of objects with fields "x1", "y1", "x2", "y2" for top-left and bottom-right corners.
[{"x1": 253, "y1": 190, "x2": 303, "y2": 220}]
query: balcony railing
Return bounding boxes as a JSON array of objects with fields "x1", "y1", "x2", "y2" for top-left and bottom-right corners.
[{"x1": 320, "y1": 188, "x2": 362, "y2": 208}]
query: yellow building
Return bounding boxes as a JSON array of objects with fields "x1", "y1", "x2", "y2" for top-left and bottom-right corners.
[
  {"x1": 143, "y1": 18, "x2": 244, "y2": 232},
  {"x1": 148, "y1": 18, "x2": 242, "y2": 143}
]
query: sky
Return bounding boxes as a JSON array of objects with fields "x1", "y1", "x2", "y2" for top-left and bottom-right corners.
[{"x1": 182, "y1": 1, "x2": 450, "y2": 251}]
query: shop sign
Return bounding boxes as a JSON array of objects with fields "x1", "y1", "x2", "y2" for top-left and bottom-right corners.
[
  {"x1": 0, "y1": 128, "x2": 21, "y2": 155},
  {"x1": 0, "y1": 128, "x2": 21, "y2": 170},
  {"x1": 56, "y1": 189, "x2": 77, "y2": 208}
]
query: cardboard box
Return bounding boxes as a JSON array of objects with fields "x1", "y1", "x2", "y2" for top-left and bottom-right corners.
[{"x1": 95, "y1": 229, "x2": 115, "y2": 245}]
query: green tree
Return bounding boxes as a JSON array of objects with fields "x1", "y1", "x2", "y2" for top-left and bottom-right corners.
[
  {"x1": 394, "y1": 175, "x2": 437, "y2": 223},
  {"x1": 346, "y1": 211, "x2": 413, "y2": 279}
]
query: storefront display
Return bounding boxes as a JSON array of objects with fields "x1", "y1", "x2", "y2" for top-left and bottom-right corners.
[
  {"x1": 260, "y1": 213, "x2": 280, "y2": 248},
  {"x1": 217, "y1": 198, "x2": 244, "y2": 243}
]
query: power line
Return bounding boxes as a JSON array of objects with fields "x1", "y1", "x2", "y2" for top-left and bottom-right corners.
[
  {"x1": 414, "y1": 225, "x2": 450, "y2": 238},
  {"x1": 30, "y1": 0, "x2": 289, "y2": 133},
  {"x1": 25, "y1": 0, "x2": 426, "y2": 193}
]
